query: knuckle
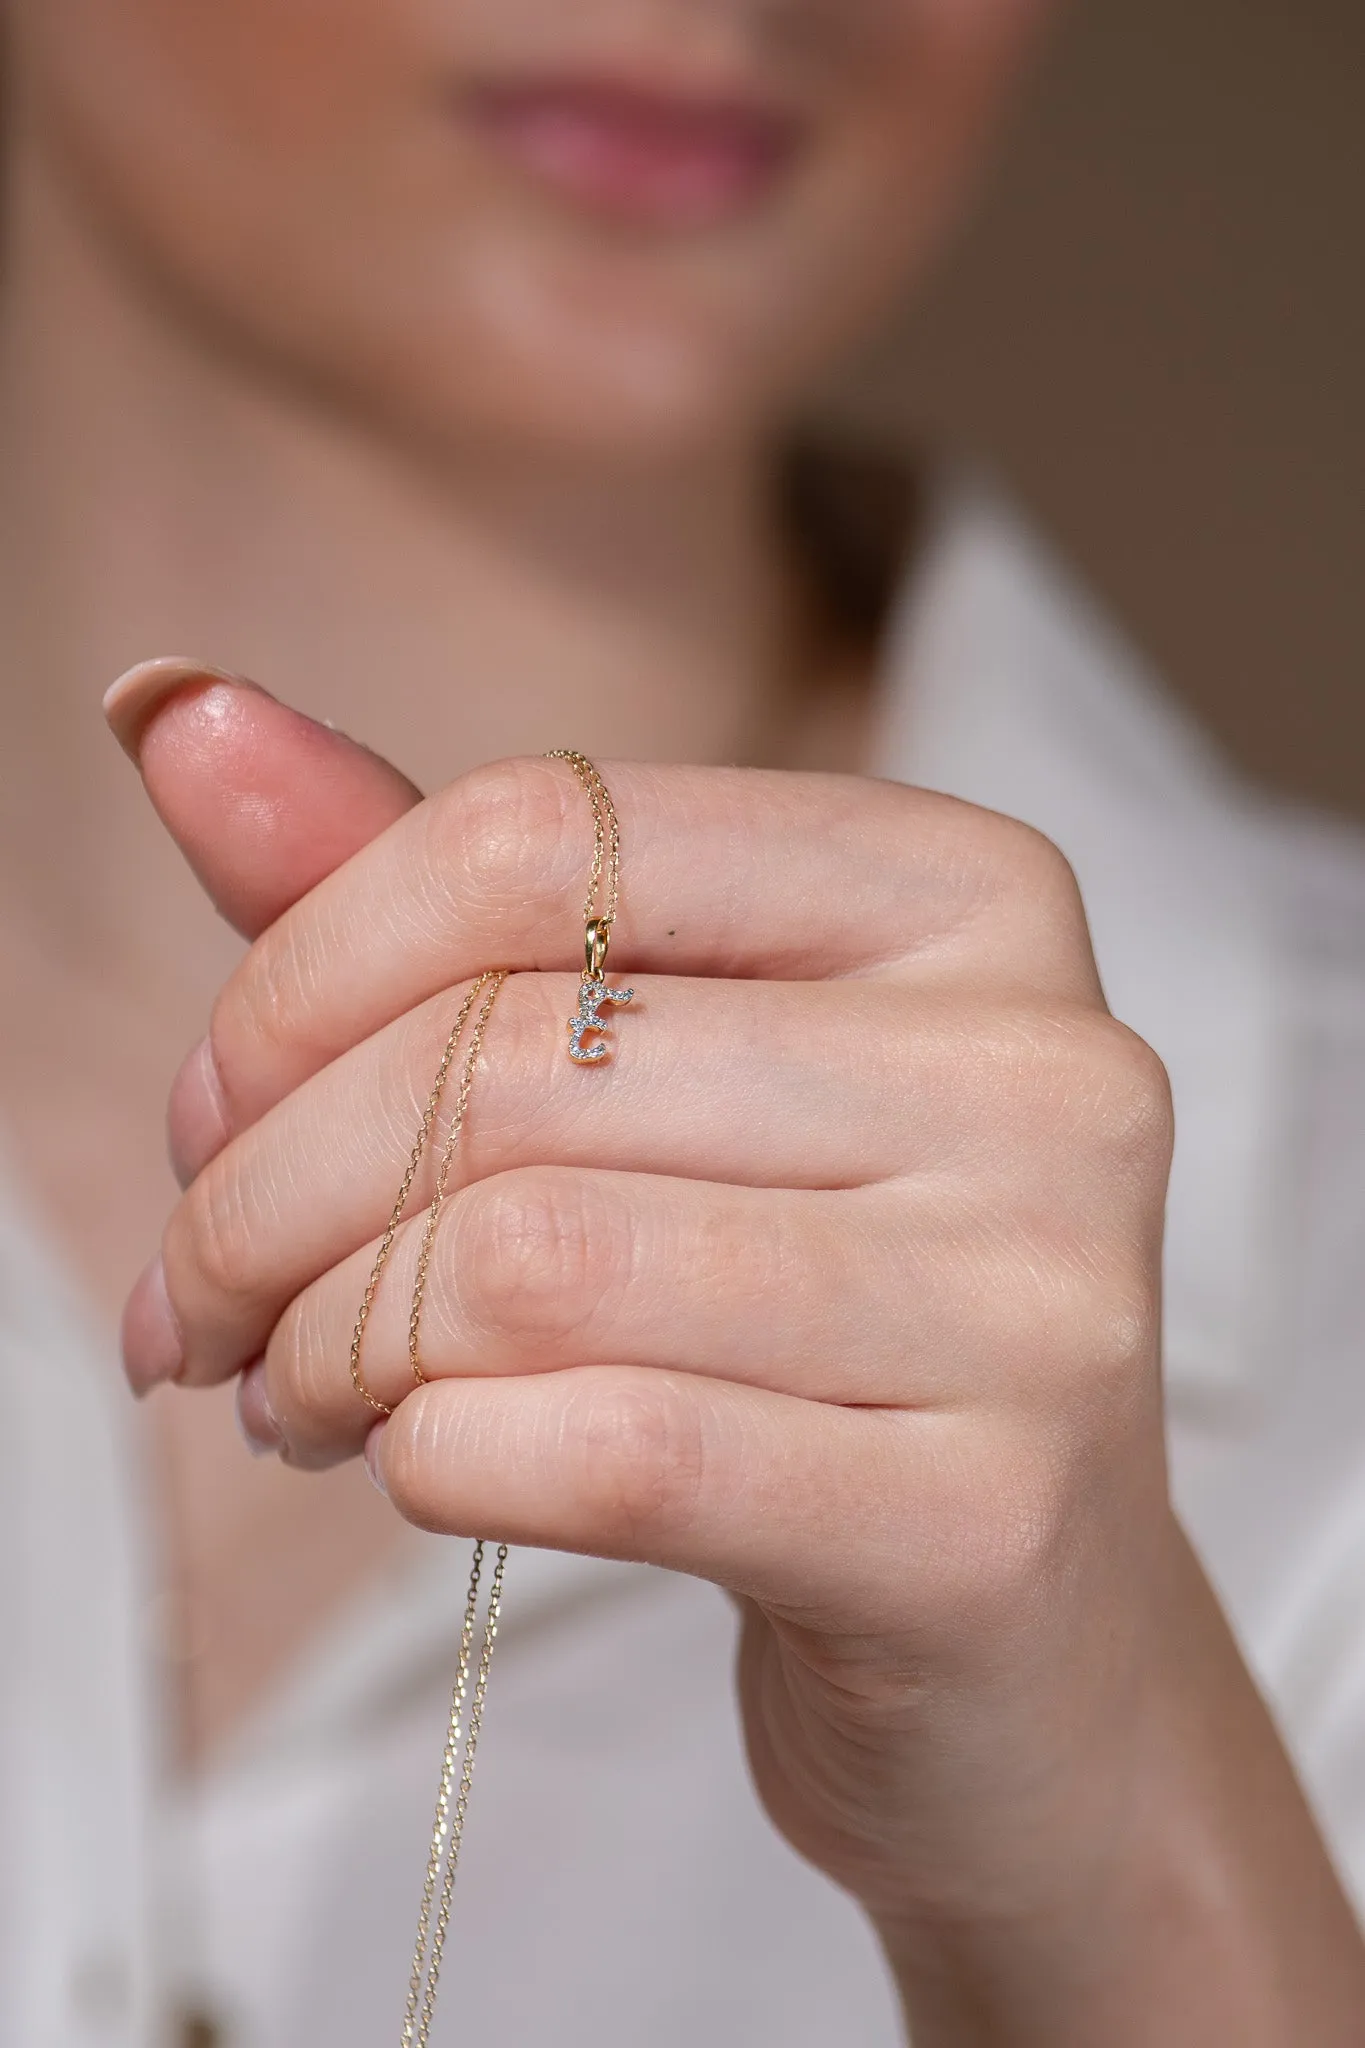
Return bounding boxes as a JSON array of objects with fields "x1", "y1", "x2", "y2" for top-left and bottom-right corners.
[
  {"x1": 454, "y1": 1170, "x2": 629, "y2": 1352},
  {"x1": 567, "y1": 1372, "x2": 707, "y2": 1544},
  {"x1": 1079, "y1": 1017, "x2": 1175, "y2": 1171},
  {"x1": 1044, "y1": 1253, "x2": 1161, "y2": 1403},
  {"x1": 997, "y1": 1006, "x2": 1173, "y2": 1176},
  {"x1": 267, "y1": 1289, "x2": 335, "y2": 1443},
  {"x1": 381, "y1": 1393, "x2": 458, "y2": 1534},
  {"x1": 431, "y1": 757, "x2": 577, "y2": 918},
  {"x1": 1090, "y1": 1278, "x2": 1160, "y2": 1394},
  {"x1": 1005, "y1": 819, "x2": 1083, "y2": 908},
  {"x1": 922, "y1": 805, "x2": 1095, "y2": 979},
  {"x1": 965, "y1": 811, "x2": 1083, "y2": 915},
  {"x1": 937, "y1": 1440, "x2": 1074, "y2": 1631},
  {"x1": 208, "y1": 919, "x2": 319, "y2": 1111},
  {"x1": 169, "y1": 1153, "x2": 260, "y2": 1313}
]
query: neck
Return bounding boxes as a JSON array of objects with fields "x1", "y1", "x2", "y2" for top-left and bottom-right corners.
[{"x1": 0, "y1": 146, "x2": 793, "y2": 985}]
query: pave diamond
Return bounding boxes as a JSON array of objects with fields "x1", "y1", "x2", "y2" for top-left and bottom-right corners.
[{"x1": 568, "y1": 975, "x2": 634, "y2": 1064}]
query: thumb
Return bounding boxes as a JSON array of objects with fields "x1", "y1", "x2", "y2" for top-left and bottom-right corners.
[{"x1": 103, "y1": 658, "x2": 421, "y2": 938}]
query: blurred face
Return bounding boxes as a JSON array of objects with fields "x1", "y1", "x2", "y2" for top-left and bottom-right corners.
[{"x1": 7, "y1": 0, "x2": 1055, "y2": 455}]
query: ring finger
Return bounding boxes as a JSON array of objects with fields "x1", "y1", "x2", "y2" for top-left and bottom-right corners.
[{"x1": 250, "y1": 1167, "x2": 957, "y2": 1469}]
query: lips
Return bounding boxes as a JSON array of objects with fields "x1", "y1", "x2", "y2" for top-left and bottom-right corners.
[{"x1": 461, "y1": 78, "x2": 804, "y2": 227}]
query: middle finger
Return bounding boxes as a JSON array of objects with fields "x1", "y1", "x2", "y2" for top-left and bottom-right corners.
[{"x1": 167, "y1": 971, "x2": 1052, "y2": 1386}]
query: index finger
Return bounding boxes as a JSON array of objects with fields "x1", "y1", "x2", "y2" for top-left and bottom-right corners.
[{"x1": 203, "y1": 754, "x2": 1096, "y2": 1136}]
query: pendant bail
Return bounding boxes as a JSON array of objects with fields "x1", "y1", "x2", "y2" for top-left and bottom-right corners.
[{"x1": 584, "y1": 916, "x2": 611, "y2": 980}]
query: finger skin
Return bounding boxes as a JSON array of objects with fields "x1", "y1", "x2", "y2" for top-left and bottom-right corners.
[
  {"x1": 259, "y1": 1163, "x2": 1145, "y2": 1474},
  {"x1": 115, "y1": 669, "x2": 424, "y2": 1184},
  {"x1": 121, "y1": 667, "x2": 422, "y2": 939},
  {"x1": 158, "y1": 970, "x2": 1143, "y2": 1391},
  {"x1": 169, "y1": 966, "x2": 903, "y2": 1196},
  {"x1": 371, "y1": 1364, "x2": 946, "y2": 1629},
  {"x1": 200, "y1": 756, "x2": 1100, "y2": 1141},
  {"x1": 109, "y1": 669, "x2": 426, "y2": 1388},
  {"x1": 262, "y1": 1172, "x2": 901, "y2": 1463},
  {"x1": 119, "y1": 690, "x2": 1365, "y2": 2026}
]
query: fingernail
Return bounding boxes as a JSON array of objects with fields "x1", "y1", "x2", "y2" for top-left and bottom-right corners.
[
  {"x1": 120, "y1": 1254, "x2": 184, "y2": 1396},
  {"x1": 102, "y1": 657, "x2": 261, "y2": 763},
  {"x1": 235, "y1": 1360, "x2": 284, "y2": 1458},
  {"x1": 364, "y1": 1421, "x2": 389, "y2": 1497},
  {"x1": 168, "y1": 1035, "x2": 232, "y2": 1189}
]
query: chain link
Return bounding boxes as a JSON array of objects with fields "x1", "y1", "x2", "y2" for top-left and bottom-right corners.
[
  {"x1": 349, "y1": 970, "x2": 507, "y2": 1415},
  {"x1": 545, "y1": 748, "x2": 622, "y2": 933},
  {"x1": 408, "y1": 973, "x2": 506, "y2": 1384},
  {"x1": 402, "y1": 1540, "x2": 508, "y2": 2048},
  {"x1": 345, "y1": 754, "x2": 625, "y2": 2044}
]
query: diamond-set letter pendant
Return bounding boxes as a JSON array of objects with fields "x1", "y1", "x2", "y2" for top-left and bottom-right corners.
[{"x1": 568, "y1": 914, "x2": 633, "y2": 1065}]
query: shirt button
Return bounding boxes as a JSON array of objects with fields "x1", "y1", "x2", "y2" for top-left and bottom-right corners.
[{"x1": 176, "y1": 2010, "x2": 224, "y2": 2048}]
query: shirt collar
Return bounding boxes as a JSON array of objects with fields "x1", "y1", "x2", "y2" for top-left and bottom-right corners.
[{"x1": 871, "y1": 473, "x2": 1287, "y2": 1414}]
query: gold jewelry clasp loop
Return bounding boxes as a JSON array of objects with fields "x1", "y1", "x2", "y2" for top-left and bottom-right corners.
[{"x1": 584, "y1": 916, "x2": 611, "y2": 980}]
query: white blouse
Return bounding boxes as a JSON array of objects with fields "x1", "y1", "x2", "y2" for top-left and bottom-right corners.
[{"x1": 4, "y1": 482, "x2": 1364, "y2": 2047}]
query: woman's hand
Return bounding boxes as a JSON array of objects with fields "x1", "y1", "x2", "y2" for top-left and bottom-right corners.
[{"x1": 119, "y1": 690, "x2": 1365, "y2": 2047}]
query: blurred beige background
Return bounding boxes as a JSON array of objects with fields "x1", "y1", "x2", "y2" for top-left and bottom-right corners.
[{"x1": 859, "y1": 0, "x2": 1364, "y2": 819}]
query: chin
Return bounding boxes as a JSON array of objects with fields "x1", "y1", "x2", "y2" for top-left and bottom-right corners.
[
  {"x1": 438, "y1": 328, "x2": 777, "y2": 459},
  {"x1": 330, "y1": 283, "x2": 800, "y2": 462}
]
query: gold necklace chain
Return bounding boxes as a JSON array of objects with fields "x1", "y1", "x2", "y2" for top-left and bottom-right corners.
[
  {"x1": 346, "y1": 754, "x2": 628, "y2": 2045},
  {"x1": 402, "y1": 1536, "x2": 507, "y2": 2048},
  {"x1": 350, "y1": 969, "x2": 508, "y2": 1418},
  {"x1": 546, "y1": 747, "x2": 622, "y2": 930}
]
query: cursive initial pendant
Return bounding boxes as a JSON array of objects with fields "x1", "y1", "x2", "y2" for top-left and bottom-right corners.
[{"x1": 568, "y1": 975, "x2": 634, "y2": 1064}]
